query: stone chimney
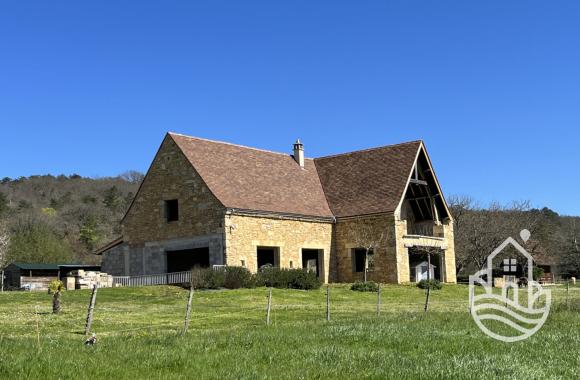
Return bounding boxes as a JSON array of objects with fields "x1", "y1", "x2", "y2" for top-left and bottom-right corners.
[{"x1": 293, "y1": 139, "x2": 304, "y2": 168}]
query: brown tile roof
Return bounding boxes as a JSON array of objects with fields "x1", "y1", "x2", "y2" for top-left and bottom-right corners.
[
  {"x1": 314, "y1": 141, "x2": 422, "y2": 217},
  {"x1": 169, "y1": 133, "x2": 334, "y2": 218},
  {"x1": 169, "y1": 133, "x2": 422, "y2": 219}
]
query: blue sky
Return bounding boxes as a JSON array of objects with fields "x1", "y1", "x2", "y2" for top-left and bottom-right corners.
[{"x1": 1, "y1": 1, "x2": 579, "y2": 215}]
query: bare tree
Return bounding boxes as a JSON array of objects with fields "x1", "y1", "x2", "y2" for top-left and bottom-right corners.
[
  {"x1": 0, "y1": 222, "x2": 9, "y2": 268},
  {"x1": 351, "y1": 218, "x2": 390, "y2": 282},
  {"x1": 448, "y1": 197, "x2": 547, "y2": 276}
]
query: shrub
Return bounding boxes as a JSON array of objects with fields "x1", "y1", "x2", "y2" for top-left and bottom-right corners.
[
  {"x1": 350, "y1": 281, "x2": 379, "y2": 292},
  {"x1": 256, "y1": 268, "x2": 321, "y2": 290},
  {"x1": 224, "y1": 266, "x2": 255, "y2": 289},
  {"x1": 417, "y1": 279, "x2": 442, "y2": 290},
  {"x1": 533, "y1": 266, "x2": 545, "y2": 280},
  {"x1": 190, "y1": 267, "x2": 225, "y2": 289}
]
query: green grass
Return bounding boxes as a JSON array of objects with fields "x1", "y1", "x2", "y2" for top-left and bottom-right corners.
[{"x1": 0, "y1": 284, "x2": 579, "y2": 379}]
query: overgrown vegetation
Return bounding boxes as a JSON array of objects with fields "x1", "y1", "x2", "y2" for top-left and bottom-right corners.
[
  {"x1": 0, "y1": 173, "x2": 141, "y2": 265},
  {"x1": 350, "y1": 281, "x2": 379, "y2": 292}
]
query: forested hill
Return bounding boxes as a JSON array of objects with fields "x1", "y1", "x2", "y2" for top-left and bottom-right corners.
[{"x1": 0, "y1": 172, "x2": 143, "y2": 265}]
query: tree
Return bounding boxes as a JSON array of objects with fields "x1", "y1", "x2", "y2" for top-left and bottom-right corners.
[
  {"x1": 0, "y1": 222, "x2": 9, "y2": 268},
  {"x1": 120, "y1": 170, "x2": 144, "y2": 184},
  {"x1": 79, "y1": 216, "x2": 101, "y2": 251},
  {"x1": 0, "y1": 192, "x2": 9, "y2": 217},
  {"x1": 49, "y1": 280, "x2": 65, "y2": 314},
  {"x1": 6, "y1": 218, "x2": 73, "y2": 264},
  {"x1": 103, "y1": 186, "x2": 123, "y2": 213},
  {"x1": 351, "y1": 218, "x2": 390, "y2": 282},
  {"x1": 448, "y1": 197, "x2": 547, "y2": 276}
]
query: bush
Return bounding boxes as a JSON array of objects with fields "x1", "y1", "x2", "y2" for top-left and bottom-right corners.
[
  {"x1": 190, "y1": 267, "x2": 225, "y2": 289},
  {"x1": 533, "y1": 266, "x2": 545, "y2": 280},
  {"x1": 256, "y1": 268, "x2": 321, "y2": 290},
  {"x1": 350, "y1": 281, "x2": 379, "y2": 292},
  {"x1": 224, "y1": 266, "x2": 255, "y2": 289},
  {"x1": 417, "y1": 279, "x2": 442, "y2": 290}
]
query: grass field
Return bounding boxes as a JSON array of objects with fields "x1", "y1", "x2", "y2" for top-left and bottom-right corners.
[{"x1": 0, "y1": 284, "x2": 579, "y2": 379}]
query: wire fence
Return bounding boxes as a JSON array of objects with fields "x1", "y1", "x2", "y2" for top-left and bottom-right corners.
[{"x1": 3, "y1": 282, "x2": 579, "y2": 343}]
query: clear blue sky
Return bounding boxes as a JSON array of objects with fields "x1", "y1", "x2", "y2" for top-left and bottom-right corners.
[{"x1": 1, "y1": 1, "x2": 579, "y2": 215}]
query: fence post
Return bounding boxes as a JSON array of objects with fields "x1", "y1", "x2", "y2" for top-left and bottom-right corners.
[
  {"x1": 84, "y1": 285, "x2": 98, "y2": 335},
  {"x1": 326, "y1": 286, "x2": 330, "y2": 322},
  {"x1": 424, "y1": 254, "x2": 431, "y2": 312},
  {"x1": 567, "y1": 280, "x2": 570, "y2": 311},
  {"x1": 183, "y1": 286, "x2": 194, "y2": 335},
  {"x1": 1, "y1": 270, "x2": 4, "y2": 293},
  {"x1": 35, "y1": 305, "x2": 41, "y2": 351},
  {"x1": 377, "y1": 283, "x2": 381, "y2": 316},
  {"x1": 266, "y1": 288, "x2": 272, "y2": 325},
  {"x1": 469, "y1": 285, "x2": 473, "y2": 314}
]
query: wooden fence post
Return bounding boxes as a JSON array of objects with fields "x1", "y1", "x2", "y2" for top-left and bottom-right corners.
[
  {"x1": 377, "y1": 283, "x2": 381, "y2": 316},
  {"x1": 35, "y1": 305, "x2": 41, "y2": 351},
  {"x1": 326, "y1": 286, "x2": 330, "y2": 322},
  {"x1": 266, "y1": 288, "x2": 272, "y2": 325},
  {"x1": 469, "y1": 285, "x2": 474, "y2": 314},
  {"x1": 84, "y1": 285, "x2": 98, "y2": 335},
  {"x1": 424, "y1": 254, "x2": 431, "y2": 312},
  {"x1": 183, "y1": 286, "x2": 194, "y2": 335},
  {"x1": 567, "y1": 280, "x2": 570, "y2": 311},
  {"x1": 1, "y1": 270, "x2": 4, "y2": 293}
]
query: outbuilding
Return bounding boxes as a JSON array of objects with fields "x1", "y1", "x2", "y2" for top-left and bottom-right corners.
[{"x1": 2, "y1": 263, "x2": 101, "y2": 291}]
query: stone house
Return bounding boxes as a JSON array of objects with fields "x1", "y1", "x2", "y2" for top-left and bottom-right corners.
[{"x1": 97, "y1": 132, "x2": 456, "y2": 284}]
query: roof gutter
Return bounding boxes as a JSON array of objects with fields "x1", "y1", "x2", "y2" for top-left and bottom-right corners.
[{"x1": 226, "y1": 208, "x2": 335, "y2": 223}]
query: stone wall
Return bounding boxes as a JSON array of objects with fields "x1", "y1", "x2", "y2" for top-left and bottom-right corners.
[
  {"x1": 442, "y1": 220, "x2": 457, "y2": 283},
  {"x1": 224, "y1": 214, "x2": 333, "y2": 283},
  {"x1": 122, "y1": 135, "x2": 226, "y2": 245},
  {"x1": 334, "y1": 214, "x2": 399, "y2": 283},
  {"x1": 396, "y1": 218, "x2": 457, "y2": 284}
]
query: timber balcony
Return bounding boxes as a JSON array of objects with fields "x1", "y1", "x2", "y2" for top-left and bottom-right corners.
[{"x1": 405, "y1": 221, "x2": 444, "y2": 238}]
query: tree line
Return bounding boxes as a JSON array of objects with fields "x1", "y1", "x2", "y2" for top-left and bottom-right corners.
[
  {"x1": 0, "y1": 172, "x2": 142, "y2": 267},
  {"x1": 0, "y1": 173, "x2": 578, "y2": 279},
  {"x1": 448, "y1": 196, "x2": 580, "y2": 279}
]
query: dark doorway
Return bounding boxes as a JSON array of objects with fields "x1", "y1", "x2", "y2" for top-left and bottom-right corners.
[
  {"x1": 302, "y1": 249, "x2": 320, "y2": 277},
  {"x1": 408, "y1": 247, "x2": 443, "y2": 282},
  {"x1": 257, "y1": 247, "x2": 279, "y2": 269},
  {"x1": 166, "y1": 248, "x2": 210, "y2": 272}
]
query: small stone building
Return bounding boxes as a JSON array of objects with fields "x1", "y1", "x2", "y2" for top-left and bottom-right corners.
[{"x1": 97, "y1": 133, "x2": 456, "y2": 284}]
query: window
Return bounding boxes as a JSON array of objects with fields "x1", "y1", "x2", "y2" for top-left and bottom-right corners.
[
  {"x1": 257, "y1": 247, "x2": 280, "y2": 270},
  {"x1": 164, "y1": 199, "x2": 179, "y2": 222},
  {"x1": 503, "y1": 259, "x2": 517, "y2": 273},
  {"x1": 353, "y1": 248, "x2": 373, "y2": 273}
]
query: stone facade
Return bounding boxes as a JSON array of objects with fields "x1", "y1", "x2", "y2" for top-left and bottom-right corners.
[
  {"x1": 224, "y1": 214, "x2": 333, "y2": 283},
  {"x1": 123, "y1": 135, "x2": 226, "y2": 246},
  {"x1": 334, "y1": 214, "x2": 399, "y2": 283},
  {"x1": 99, "y1": 134, "x2": 457, "y2": 284},
  {"x1": 112, "y1": 135, "x2": 227, "y2": 276}
]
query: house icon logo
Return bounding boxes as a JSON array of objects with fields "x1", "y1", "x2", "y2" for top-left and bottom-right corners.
[{"x1": 469, "y1": 229, "x2": 551, "y2": 343}]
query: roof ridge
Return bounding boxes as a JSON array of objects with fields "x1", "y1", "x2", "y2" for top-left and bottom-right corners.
[
  {"x1": 168, "y1": 132, "x2": 310, "y2": 159},
  {"x1": 314, "y1": 140, "x2": 423, "y2": 160}
]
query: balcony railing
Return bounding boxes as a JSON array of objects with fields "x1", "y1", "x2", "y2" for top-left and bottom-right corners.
[{"x1": 406, "y1": 223, "x2": 443, "y2": 238}]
